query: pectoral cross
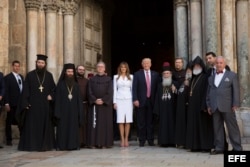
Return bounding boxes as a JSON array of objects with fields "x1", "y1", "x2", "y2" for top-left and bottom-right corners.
[{"x1": 39, "y1": 85, "x2": 44, "y2": 92}]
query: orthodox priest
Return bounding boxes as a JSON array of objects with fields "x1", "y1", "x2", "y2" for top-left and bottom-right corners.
[
  {"x1": 87, "y1": 61, "x2": 113, "y2": 148},
  {"x1": 54, "y1": 63, "x2": 83, "y2": 150},
  {"x1": 186, "y1": 56, "x2": 213, "y2": 152},
  {"x1": 153, "y1": 62, "x2": 177, "y2": 147},
  {"x1": 17, "y1": 54, "x2": 56, "y2": 151}
]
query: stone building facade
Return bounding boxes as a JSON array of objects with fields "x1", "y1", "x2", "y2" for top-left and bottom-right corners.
[{"x1": 0, "y1": 0, "x2": 250, "y2": 142}]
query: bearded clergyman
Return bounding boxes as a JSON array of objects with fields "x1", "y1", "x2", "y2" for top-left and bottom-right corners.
[
  {"x1": 54, "y1": 63, "x2": 83, "y2": 150},
  {"x1": 17, "y1": 54, "x2": 56, "y2": 151},
  {"x1": 153, "y1": 62, "x2": 177, "y2": 147}
]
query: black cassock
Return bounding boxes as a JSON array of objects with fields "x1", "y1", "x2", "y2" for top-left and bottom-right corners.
[
  {"x1": 186, "y1": 73, "x2": 214, "y2": 150},
  {"x1": 54, "y1": 81, "x2": 83, "y2": 150},
  {"x1": 87, "y1": 75, "x2": 113, "y2": 147},
  {"x1": 17, "y1": 70, "x2": 55, "y2": 151},
  {"x1": 175, "y1": 83, "x2": 189, "y2": 146},
  {"x1": 153, "y1": 83, "x2": 176, "y2": 146}
]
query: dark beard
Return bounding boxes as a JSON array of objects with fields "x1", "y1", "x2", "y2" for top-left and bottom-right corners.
[
  {"x1": 77, "y1": 73, "x2": 84, "y2": 78},
  {"x1": 36, "y1": 66, "x2": 46, "y2": 80},
  {"x1": 65, "y1": 76, "x2": 75, "y2": 88},
  {"x1": 36, "y1": 65, "x2": 46, "y2": 74}
]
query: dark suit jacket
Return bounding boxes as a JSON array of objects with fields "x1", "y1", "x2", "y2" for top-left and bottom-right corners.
[
  {"x1": 206, "y1": 70, "x2": 240, "y2": 113},
  {"x1": 4, "y1": 73, "x2": 24, "y2": 107},
  {"x1": 132, "y1": 69, "x2": 159, "y2": 107}
]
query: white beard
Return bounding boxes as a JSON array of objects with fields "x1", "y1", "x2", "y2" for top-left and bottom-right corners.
[
  {"x1": 193, "y1": 68, "x2": 202, "y2": 75},
  {"x1": 162, "y1": 77, "x2": 172, "y2": 87}
]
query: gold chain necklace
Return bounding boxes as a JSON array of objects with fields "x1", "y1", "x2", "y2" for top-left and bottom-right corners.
[
  {"x1": 189, "y1": 74, "x2": 203, "y2": 96},
  {"x1": 35, "y1": 71, "x2": 45, "y2": 93}
]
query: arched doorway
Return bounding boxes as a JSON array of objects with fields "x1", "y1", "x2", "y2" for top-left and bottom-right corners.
[{"x1": 111, "y1": 0, "x2": 174, "y2": 75}]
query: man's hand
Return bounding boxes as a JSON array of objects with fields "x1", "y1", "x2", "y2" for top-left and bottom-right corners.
[
  {"x1": 171, "y1": 84, "x2": 176, "y2": 93},
  {"x1": 232, "y1": 106, "x2": 239, "y2": 112},
  {"x1": 0, "y1": 96, "x2": 2, "y2": 101},
  {"x1": 113, "y1": 103, "x2": 117, "y2": 110},
  {"x1": 5, "y1": 104, "x2": 10, "y2": 112},
  {"x1": 133, "y1": 100, "x2": 139, "y2": 107},
  {"x1": 207, "y1": 107, "x2": 212, "y2": 115},
  {"x1": 47, "y1": 95, "x2": 52, "y2": 101},
  {"x1": 95, "y1": 99, "x2": 104, "y2": 105}
]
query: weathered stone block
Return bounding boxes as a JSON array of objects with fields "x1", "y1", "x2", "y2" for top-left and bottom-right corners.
[
  {"x1": 0, "y1": 7, "x2": 3, "y2": 23},
  {"x1": 12, "y1": 25, "x2": 25, "y2": 44}
]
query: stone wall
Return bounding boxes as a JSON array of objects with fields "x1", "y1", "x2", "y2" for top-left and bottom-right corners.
[
  {"x1": 0, "y1": 0, "x2": 9, "y2": 145},
  {"x1": 9, "y1": 0, "x2": 27, "y2": 75}
]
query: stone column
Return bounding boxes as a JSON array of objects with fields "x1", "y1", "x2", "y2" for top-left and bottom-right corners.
[
  {"x1": 44, "y1": 2, "x2": 58, "y2": 79},
  {"x1": 190, "y1": 0, "x2": 202, "y2": 59},
  {"x1": 236, "y1": 0, "x2": 250, "y2": 107},
  {"x1": 57, "y1": 8, "x2": 64, "y2": 81},
  {"x1": 204, "y1": 0, "x2": 218, "y2": 54},
  {"x1": 25, "y1": 0, "x2": 40, "y2": 71},
  {"x1": 221, "y1": 0, "x2": 234, "y2": 70},
  {"x1": 63, "y1": 1, "x2": 80, "y2": 63},
  {"x1": 38, "y1": 4, "x2": 45, "y2": 54},
  {"x1": 175, "y1": 0, "x2": 188, "y2": 65}
]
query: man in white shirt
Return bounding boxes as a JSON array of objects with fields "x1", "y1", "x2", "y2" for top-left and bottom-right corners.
[
  {"x1": 207, "y1": 56, "x2": 242, "y2": 154},
  {"x1": 4, "y1": 60, "x2": 24, "y2": 146}
]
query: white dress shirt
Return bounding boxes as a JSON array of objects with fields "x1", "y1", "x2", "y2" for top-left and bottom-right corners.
[{"x1": 214, "y1": 69, "x2": 226, "y2": 87}]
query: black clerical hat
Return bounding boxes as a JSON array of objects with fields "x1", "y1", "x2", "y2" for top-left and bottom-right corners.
[
  {"x1": 162, "y1": 62, "x2": 171, "y2": 72},
  {"x1": 63, "y1": 63, "x2": 75, "y2": 70},
  {"x1": 36, "y1": 54, "x2": 48, "y2": 61}
]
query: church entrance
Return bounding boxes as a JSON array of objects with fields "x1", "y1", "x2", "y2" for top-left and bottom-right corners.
[
  {"x1": 111, "y1": 0, "x2": 174, "y2": 75},
  {"x1": 110, "y1": 0, "x2": 175, "y2": 141}
]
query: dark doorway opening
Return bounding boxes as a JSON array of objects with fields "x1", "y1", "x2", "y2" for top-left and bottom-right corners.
[{"x1": 111, "y1": 0, "x2": 174, "y2": 75}]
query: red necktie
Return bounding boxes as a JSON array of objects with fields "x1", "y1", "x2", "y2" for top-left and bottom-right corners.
[
  {"x1": 146, "y1": 71, "x2": 150, "y2": 97},
  {"x1": 216, "y1": 71, "x2": 223, "y2": 74}
]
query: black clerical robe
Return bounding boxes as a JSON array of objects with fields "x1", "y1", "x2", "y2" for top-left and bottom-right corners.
[
  {"x1": 175, "y1": 83, "x2": 189, "y2": 146},
  {"x1": 153, "y1": 83, "x2": 176, "y2": 146},
  {"x1": 87, "y1": 74, "x2": 113, "y2": 147},
  {"x1": 54, "y1": 81, "x2": 83, "y2": 150},
  {"x1": 17, "y1": 70, "x2": 55, "y2": 151},
  {"x1": 186, "y1": 73, "x2": 214, "y2": 150}
]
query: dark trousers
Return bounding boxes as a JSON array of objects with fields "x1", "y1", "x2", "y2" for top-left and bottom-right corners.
[
  {"x1": 5, "y1": 106, "x2": 19, "y2": 142},
  {"x1": 213, "y1": 109, "x2": 242, "y2": 151},
  {"x1": 137, "y1": 98, "x2": 154, "y2": 144}
]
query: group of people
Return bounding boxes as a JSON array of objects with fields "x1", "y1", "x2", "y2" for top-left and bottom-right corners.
[{"x1": 0, "y1": 53, "x2": 242, "y2": 155}]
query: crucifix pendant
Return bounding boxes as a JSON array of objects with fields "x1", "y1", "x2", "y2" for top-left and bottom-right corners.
[
  {"x1": 68, "y1": 94, "x2": 73, "y2": 100},
  {"x1": 39, "y1": 85, "x2": 44, "y2": 92},
  {"x1": 190, "y1": 91, "x2": 192, "y2": 96}
]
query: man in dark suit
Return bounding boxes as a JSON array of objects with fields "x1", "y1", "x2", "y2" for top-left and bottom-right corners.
[
  {"x1": 207, "y1": 56, "x2": 242, "y2": 154},
  {"x1": 4, "y1": 60, "x2": 24, "y2": 146},
  {"x1": 0, "y1": 71, "x2": 5, "y2": 149},
  {"x1": 205, "y1": 52, "x2": 230, "y2": 151},
  {"x1": 132, "y1": 58, "x2": 159, "y2": 146}
]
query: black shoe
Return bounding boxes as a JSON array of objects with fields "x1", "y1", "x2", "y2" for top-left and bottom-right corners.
[
  {"x1": 210, "y1": 150, "x2": 224, "y2": 155},
  {"x1": 0, "y1": 145, "x2": 3, "y2": 149},
  {"x1": 139, "y1": 142, "x2": 145, "y2": 147},
  {"x1": 148, "y1": 142, "x2": 155, "y2": 146},
  {"x1": 6, "y1": 141, "x2": 12, "y2": 146}
]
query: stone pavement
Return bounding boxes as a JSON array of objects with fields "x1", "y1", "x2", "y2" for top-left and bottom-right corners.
[{"x1": 1, "y1": 140, "x2": 250, "y2": 167}]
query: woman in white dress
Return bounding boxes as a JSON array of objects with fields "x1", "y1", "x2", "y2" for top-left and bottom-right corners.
[{"x1": 113, "y1": 62, "x2": 133, "y2": 147}]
